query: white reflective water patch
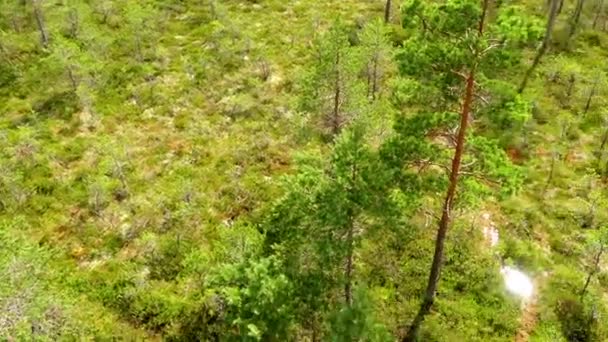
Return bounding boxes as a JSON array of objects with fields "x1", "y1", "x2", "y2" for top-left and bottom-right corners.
[
  {"x1": 481, "y1": 212, "x2": 500, "y2": 247},
  {"x1": 501, "y1": 266, "x2": 534, "y2": 300},
  {"x1": 483, "y1": 226, "x2": 500, "y2": 247}
]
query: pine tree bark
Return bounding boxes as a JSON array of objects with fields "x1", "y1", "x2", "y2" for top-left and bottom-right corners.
[
  {"x1": 565, "y1": 74, "x2": 576, "y2": 106},
  {"x1": 384, "y1": 0, "x2": 392, "y2": 23},
  {"x1": 403, "y1": 3, "x2": 488, "y2": 341},
  {"x1": 367, "y1": 53, "x2": 379, "y2": 101},
  {"x1": 519, "y1": 0, "x2": 561, "y2": 93},
  {"x1": 580, "y1": 243, "x2": 605, "y2": 299},
  {"x1": 68, "y1": 7, "x2": 79, "y2": 38},
  {"x1": 403, "y1": 66, "x2": 476, "y2": 342},
  {"x1": 332, "y1": 50, "x2": 342, "y2": 136},
  {"x1": 67, "y1": 66, "x2": 78, "y2": 91},
  {"x1": 583, "y1": 82, "x2": 597, "y2": 115},
  {"x1": 344, "y1": 159, "x2": 358, "y2": 307},
  {"x1": 598, "y1": 126, "x2": 608, "y2": 161},
  {"x1": 32, "y1": 0, "x2": 49, "y2": 48},
  {"x1": 593, "y1": 0, "x2": 604, "y2": 28},
  {"x1": 544, "y1": 150, "x2": 558, "y2": 194},
  {"x1": 344, "y1": 222, "x2": 354, "y2": 306},
  {"x1": 569, "y1": 0, "x2": 586, "y2": 39}
]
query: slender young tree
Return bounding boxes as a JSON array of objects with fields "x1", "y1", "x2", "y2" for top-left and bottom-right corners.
[
  {"x1": 359, "y1": 19, "x2": 393, "y2": 102},
  {"x1": 300, "y1": 22, "x2": 364, "y2": 137},
  {"x1": 519, "y1": 0, "x2": 561, "y2": 93},
  {"x1": 264, "y1": 119, "x2": 404, "y2": 339}
]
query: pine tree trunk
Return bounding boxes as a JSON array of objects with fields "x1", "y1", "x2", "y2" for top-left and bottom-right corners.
[
  {"x1": 566, "y1": 75, "x2": 576, "y2": 103},
  {"x1": 11, "y1": 16, "x2": 21, "y2": 33},
  {"x1": 332, "y1": 50, "x2": 342, "y2": 136},
  {"x1": 403, "y1": 67, "x2": 476, "y2": 342},
  {"x1": 580, "y1": 244, "x2": 605, "y2": 299},
  {"x1": 384, "y1": 0, "x2": 392, "y2": 23},
  {"x1": 68, "y1": 8, "x2": 79, "y2": 38},
  {"x1": 344, "y1": 223, "x2": 354, "y2": 306},
  {"x1": 344, "y1": 160, "x2": 358, "y2": 307},
  {"x1": 583, "y1": 83, "x2": 597, "y2": 115},
  {"x1": 368, "y1": 53, "x2": 379, "y2": 101},
  {"x1": 519, "y1": 0, "x2": 561, "y2": 93},
  {"x1": 544, "y1": 150, "x2": 558, "y2": 194},
  {"x1": 403, "y1": 1, "x2": 488, "y2": 337},
  {"x1": 569, "y1": 0, "x2": 586, "y2": 39},
  {"x1": 593, "y1": 0, "x2": 604, "y2": 28},
  {"x1": 135, "y1": 35, "x2": 144, "y2": 62},
  {"x1": 32, "y1": 0, "x2": 49, "y2": 48},
  {"x1": 598, "y1": 127, "x2": 608, "y2": 162},
  {"x1": 67, "y1": 66, "x2": 78, "y2": 91}
]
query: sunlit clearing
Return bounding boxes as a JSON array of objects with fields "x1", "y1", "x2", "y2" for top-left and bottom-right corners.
[{"x1": 501, "y1": 266, "x2": 533, "y2": 300}]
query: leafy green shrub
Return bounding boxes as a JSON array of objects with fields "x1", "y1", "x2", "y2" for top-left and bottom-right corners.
[{"x1": 556, "y1": 298, "x2": 597, "y2": 342}]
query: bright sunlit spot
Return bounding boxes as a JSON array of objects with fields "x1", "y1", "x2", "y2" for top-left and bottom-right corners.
[{"x1": 501, "y1": 266, "x2": 534, "y2": 300}]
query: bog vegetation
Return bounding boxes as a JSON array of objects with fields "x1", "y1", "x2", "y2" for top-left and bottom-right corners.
[{"x1": 1, "y1": 0, "x2": 608, "y2": 340}]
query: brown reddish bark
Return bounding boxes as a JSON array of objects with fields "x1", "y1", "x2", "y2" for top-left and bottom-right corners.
[{"x1": 403, "y1": 2, "x2": 488, "y2": 341}]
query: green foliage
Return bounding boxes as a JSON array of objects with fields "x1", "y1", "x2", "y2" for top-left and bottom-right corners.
[
  {"x1": 2, "y1": 0, "x2": 608, "y2": 340},
  {"x1": 329, "y1": 287, "x2": 392, "y2": 342},
  {"x1": 208, "y1": 256, "x2": 294, "y2": 341}
]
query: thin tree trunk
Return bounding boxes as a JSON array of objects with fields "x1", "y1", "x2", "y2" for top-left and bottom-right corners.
[
  {"x1": 344, "y1": 158, "x2": 358, "y2": 307},
  {"x1": 548, "y1": 0, "x2": 565, "y2": 14},
  {"x1": 372, "y1": 53, "x2": 379, "y2": 101},
  {"x1": 384, "y1": 0, "x2": 392, "y2": 23},
  {"x1": 598, "y1": 127, "x2": 608, "y2": 161},
  {"x1": 68, "y1": 7, "x2": 79, "y2": 38},
  {"x1": 11, "y1": 16, "x2": 21, "y2": 33},
  {"x1": 344, "y1": 222, "x2": 354, "y2": 306},
  {"x1": 593, "y1": 0, "x2": 604, "y2": 28},
  {"x1": 566, "y1": 75, "x2": 576, "y2": 103},
  {"x1": 403, "y1": 66, "x2": 476, "y2": 342},
  {"x1": 366, "y1": 65, "x2": 372, "y2": 100},
  {"x1": 583, "y1": 82, "x2": 597, "y2": 115},
  {"x1": 544, "y1": 150, "x2": 558, "y2": 194},
  {"x1": 135, "y1": 35, "x2": 144, "y2": 62},
  {"x1": 403, "y1": 3, "x2": 488, "y2": 340},
  {"x1": 67, "y1": 66, "x2": 78, "y2": 91},
  {"x1": 569, "y1": 0, "x2": 586, "y2": 39},
  {"x1": 519, "y1": 0, "x2": 561, "y2": 93},
  {"x1": 32, "y1": 0, "x2": 49, "y2": 48},
  {"x1": 580, "y1": 244, "x2": 605, "y2": 299},
  {"x1": 367, "y1": 53, "x2": 380, "y2": 101},
  {"x1": 332, "y1": 50, "x2": 342, "y2": 136}
]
